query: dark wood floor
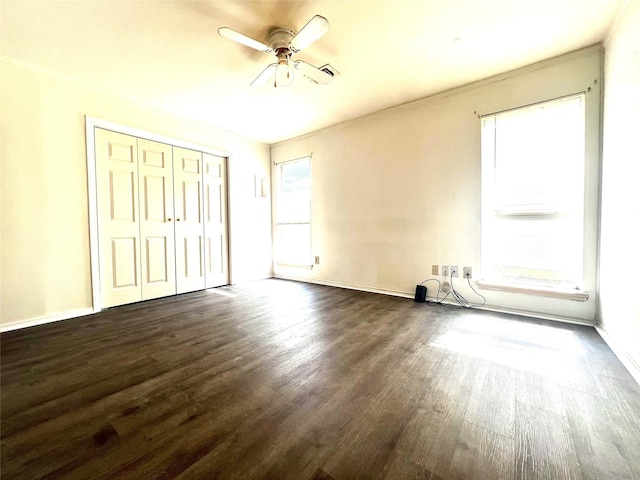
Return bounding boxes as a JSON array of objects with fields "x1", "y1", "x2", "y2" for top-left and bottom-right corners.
[{"x1": 2, "y1": 279, "x2": 640, "y2": 479}]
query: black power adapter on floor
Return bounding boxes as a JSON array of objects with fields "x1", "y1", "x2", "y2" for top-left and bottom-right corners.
[{"x1": 414, "y1": 284, "x2": 427, "y2": 303}]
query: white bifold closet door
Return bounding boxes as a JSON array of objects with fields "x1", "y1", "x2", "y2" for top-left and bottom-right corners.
[
  {"x1": 203, "y1": 153, "x2": 228, "y2": 288},
  {"x1": 173, "y1": 146, "x2": 206, "y2": 294},
  {"x1": 138, "y1": 139, "x2": 176, "y2": 300},
  {"x1": 95, "y1": 128, "x2": 228, "y2": 308},
  {"x1": 96, "y1": 129, "x2": 143, "y2": 307}
]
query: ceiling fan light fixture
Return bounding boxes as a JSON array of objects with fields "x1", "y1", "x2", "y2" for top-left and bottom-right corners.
[{"x1": 275, "y1": 54, "x2": 294, "y2": 87}]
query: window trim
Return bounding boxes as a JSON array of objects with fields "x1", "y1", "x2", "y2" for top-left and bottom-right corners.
[
  {"x1": 479, "y1": 93, "x2": 590, "y2": 297},
  {"x1": 274, "y1": 155, "x2": 313, "y2": 268}
]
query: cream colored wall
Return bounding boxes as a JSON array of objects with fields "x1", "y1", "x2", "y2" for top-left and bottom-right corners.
[
  {"x1": 0, "y1": 59, "x2": 272, "y2": 329},
  {"x1": 271, "y1": 47, "x2": 602, "y2": 324},
  {"x1": 599, "y1": 0, "x2": 640, "y2": 377}
]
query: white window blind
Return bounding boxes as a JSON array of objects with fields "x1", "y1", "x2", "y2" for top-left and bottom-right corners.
[
  {"x1": 481, "y1": 94, "x2": 586, "y2": 289},
  {"x1": 276, "y1": 156, "x2": 312, "y2": 266}
]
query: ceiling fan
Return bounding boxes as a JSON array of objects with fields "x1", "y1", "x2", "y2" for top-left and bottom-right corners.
[{"x1": 218, "y1": 15, "x2": 337, "y2": 88}]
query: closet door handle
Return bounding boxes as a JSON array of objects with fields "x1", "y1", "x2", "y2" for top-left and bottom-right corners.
[{"x1": 167, "y1": 218, "x2": 172, "y2": 221}]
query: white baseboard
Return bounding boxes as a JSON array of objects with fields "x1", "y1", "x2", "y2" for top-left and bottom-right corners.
[
  {"x1": 0, "y1": 308, "x2": 96, "y2": 333},
  {"x1": 229, "y1": 272, "x2": 274, "y2": 286},
  {"x1": 471, "y1": 303, "x2": 595, "y2": 326},
  {"x1": 595, "y1": 325, "x2": 640, "y2": 386},
  {"x1": 273, "y1": 274, "x2": 414, "y2": 299},
  {"x1": 0, "y1": 276, "x2": 277, "y2": 333}
]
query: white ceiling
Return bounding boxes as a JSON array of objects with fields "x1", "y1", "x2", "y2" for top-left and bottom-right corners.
[{"x1": 1, "y1": 0, "x2": 623, "y2": 144}]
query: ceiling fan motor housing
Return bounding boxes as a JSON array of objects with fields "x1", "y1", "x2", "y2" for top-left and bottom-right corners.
[{"x1": 269, "y1": 28, "x2": 295, "y2": 53}]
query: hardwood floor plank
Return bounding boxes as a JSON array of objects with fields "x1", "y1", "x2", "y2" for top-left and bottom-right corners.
[
  {"x1": 514, "y1": 400, "x2": 583, "y2": 480},
  {"x1": 1, "y1": 416, "x2": 121, "y2": 480},
  {"x1": 393, "y1": 351, "x2": 479, "y2": 478},
  {"x1": 309, "y1": 468, "x2": 339, "y2": 480},
  {"x1": 565, "y1": 385, "x2": 640, "y2": 479},
  {"x1": 515, "y1": 369, "x2": 567, "y2": 417},
  {"x1": 320, "y1": 376, "x2": 423, "y2": 479},
  {"x1": 465, "y1": 361, "x2": 516, "y2": 438},
  {"x1": 448, "y1": 421, "x2": 515, "y2": 480},
  {"x1": 381, "y1": 452, "x2": 445, "y2": 479},
  {"x1": 1, "y1": 355, "x2": 176, "y2": 438},
  {"x1": 170, "y1": 389, "x2": 320, "y2": 479}
]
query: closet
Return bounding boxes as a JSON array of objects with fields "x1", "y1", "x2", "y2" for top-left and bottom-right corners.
[{"x1": 94, "y1": 127, "x2": 228, "y2": 308}]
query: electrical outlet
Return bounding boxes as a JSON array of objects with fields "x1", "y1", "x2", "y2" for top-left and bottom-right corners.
[
  {"x1": 442, "y1": 266, "x2": 449, "y2": 277},
  {"x1": 314, "y1": 256, "x2": 320, "y2": 265},
  {"x1": 463, "y1": 266, "x2": 472, "y2": 278},
  {"x1": 450, "y1": 265, "x2": 459, "y2": 278},
  {"x1": 432, "y1": 265, "x2": 439, "y2": 275}
]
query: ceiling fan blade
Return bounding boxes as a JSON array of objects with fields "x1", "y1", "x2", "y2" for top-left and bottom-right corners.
[
  {"x1": 289, "y1": 15, "x2": 330, "y2": 52},
  {"x1": 251, "y1": 63, "x2": 277, "y2": 87},
  {"x1": 218, "y1": 27, "x2": 273, "y2": 53},
  {"x1": 294, "y1": 60, "x2": 333, "y2": 85}
]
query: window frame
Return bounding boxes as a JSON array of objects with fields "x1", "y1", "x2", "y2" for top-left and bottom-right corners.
[
  {"x1": 274, "y1": 155, "x2": 313, "y2": 268},
  {"x1": 479, "y1": 93, "x2": 591, "y2": 301}
]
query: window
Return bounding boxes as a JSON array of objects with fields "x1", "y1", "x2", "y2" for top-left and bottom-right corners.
[
  {"x1": 481, "y1": 94, "x2": 586, "y2": 292},
  {"x1": 276, "y1": 156, "x2": 311, "y2": 266}
]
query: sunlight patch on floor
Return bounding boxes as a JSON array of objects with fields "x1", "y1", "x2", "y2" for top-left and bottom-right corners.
[{"x1": 430, "y1": 321, "x2": 584, "y2": 378}]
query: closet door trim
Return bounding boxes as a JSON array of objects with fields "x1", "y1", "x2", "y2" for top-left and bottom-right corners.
[{"x1": 85, "y1": 116, "x2": 231, "y2": 311}]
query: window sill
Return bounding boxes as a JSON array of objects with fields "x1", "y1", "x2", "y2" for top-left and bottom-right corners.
[{"x1": 475, "y1": 280, "x2": 589, "y2": 301}]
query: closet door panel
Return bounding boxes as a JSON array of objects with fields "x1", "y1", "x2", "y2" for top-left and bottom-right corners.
[
  {"x1": 95, "y1": 128, "x2": 142, "y2": 307},
  {"x1": 138, "y1": 139, "x2": 176, "y2": 300},
  {"x1": 111, "y1": 238, "x2": 138, "y2": 287},
  {"x1": 173, "y1": 146, "x2": 205, "y2": 294},
  {"x1": 145, "y1": 237, "x2": 169, "y2": 282},
  {"x1": 204, "y1": 153, "x2": 229, "y2": 288}
]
